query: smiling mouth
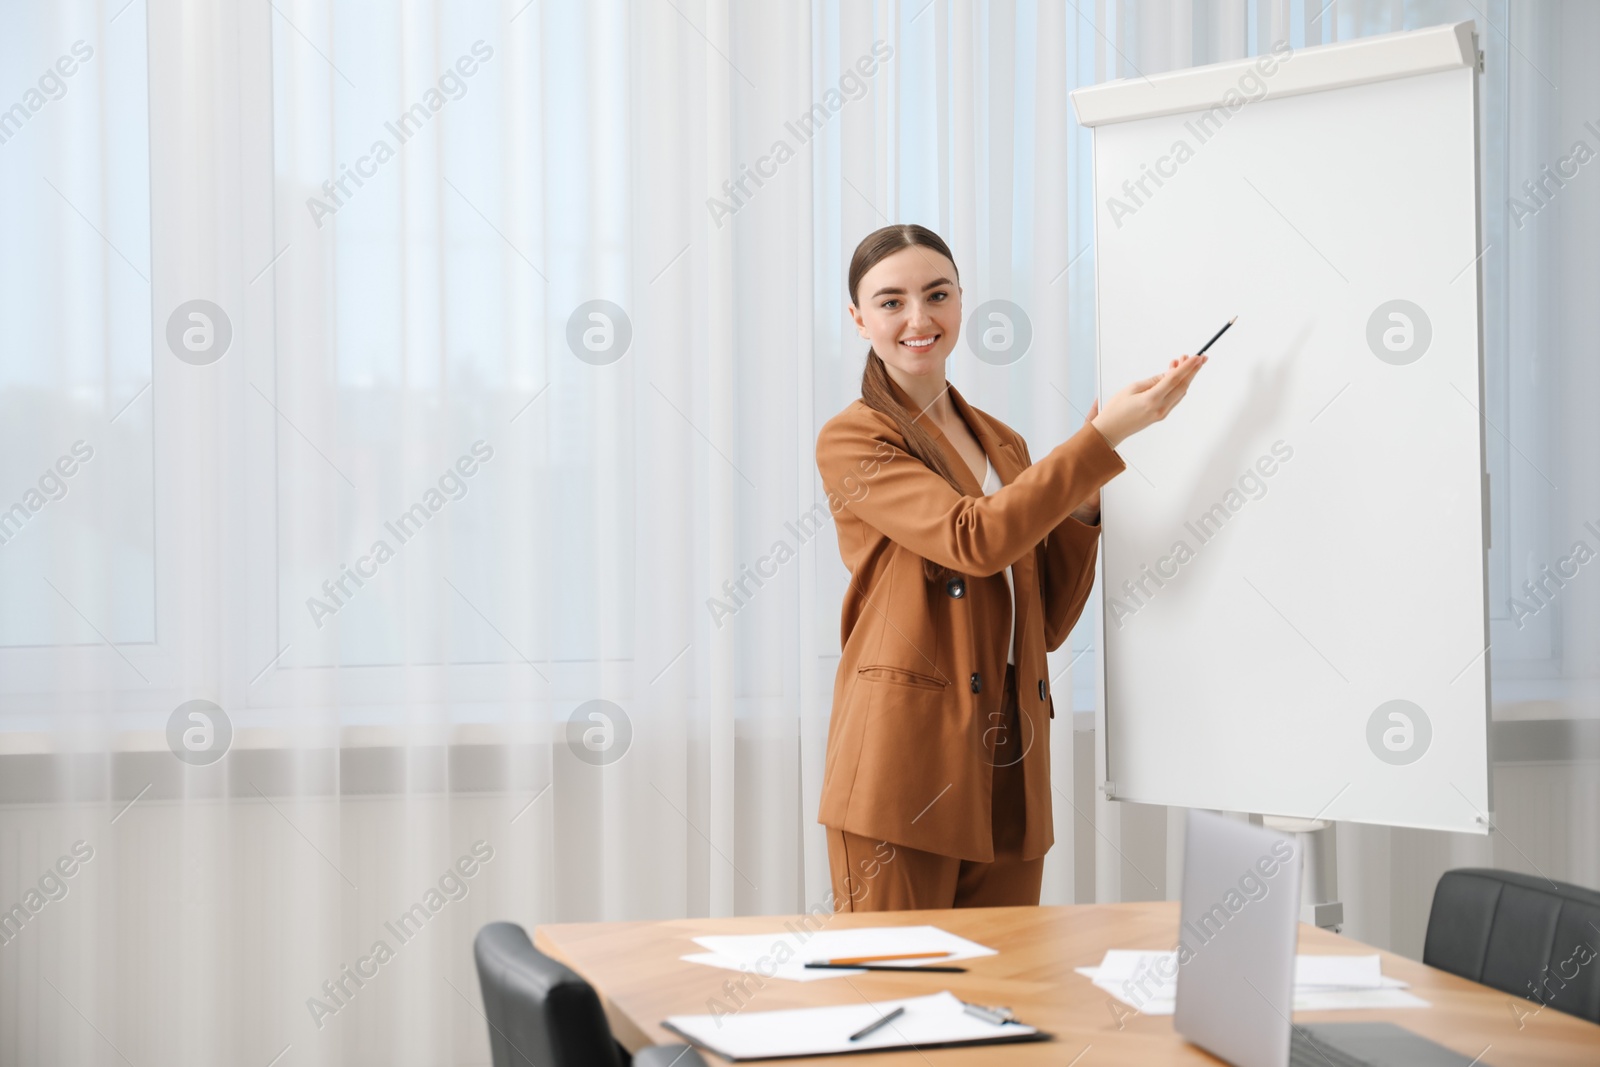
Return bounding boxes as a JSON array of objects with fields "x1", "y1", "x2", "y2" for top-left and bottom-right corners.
[{"x1": 900, "y1": 334, "x2": 940, "y2": 350}]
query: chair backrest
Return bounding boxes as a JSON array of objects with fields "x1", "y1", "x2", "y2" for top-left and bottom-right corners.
[
  {"x1": 1423, "y1": 867, "x2": 1600, "y2": 1024},
  {"x1": 473, "y1": 921, "x2": 625, "y2": 1067}
]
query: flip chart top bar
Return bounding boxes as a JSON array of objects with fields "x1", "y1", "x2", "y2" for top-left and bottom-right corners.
[{"x1": 1070, "y1": 20, "x2": 1476, "y2": 128}]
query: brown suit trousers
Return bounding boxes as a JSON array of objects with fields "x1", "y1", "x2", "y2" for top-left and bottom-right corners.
[{"x1": 826, "y1": 664, "x2": 1044, "y2": 911}]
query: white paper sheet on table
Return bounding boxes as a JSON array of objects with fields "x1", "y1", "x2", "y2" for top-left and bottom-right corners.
[
  {"x1": 1292, "y1": 987, "x2": 1431, "y2": 1011},
  {"x1": 1294, "y1": 954, "x2": 1385, "y2": 990},
  {"x1": 1074, "y1": 951, "x2": 1428, "y2": 1015},
  {"x1": 663, "y1": 991, "x2": 1041, "y2": 1061},
  {"x1": 680, "y1": 952, "x2": 848, "y2": 982},
  {"x1": 682, "y1": 925, "x2": 997, "y2": 982}
]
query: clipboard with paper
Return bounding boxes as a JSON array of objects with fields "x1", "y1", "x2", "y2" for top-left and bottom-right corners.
[{"x1": 661, "y1": 991, "x2": 1051, "y2": 1061}]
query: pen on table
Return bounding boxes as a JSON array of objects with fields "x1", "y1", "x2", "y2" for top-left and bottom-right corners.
[
  {"x1": 1195, "y1": 314, "x2": 1237, "y2": 356},
  {"x1": 849, "y1": 1005, "x2": 906, "y2": 1042},
  {"x1": 961, "y1": 1001, "x2": 1017, "y2": 1026},
  {"x1": 810, "y1": 952, "x2": 953, "y2": 965},
  {"x1": 804, "y1": 962, "x2": 968, "y2": 972}
]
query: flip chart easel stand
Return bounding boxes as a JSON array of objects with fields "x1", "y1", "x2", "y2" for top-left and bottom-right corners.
[{"x1": 1259, "y1": 815, "x2": 1343, "y2": 932}]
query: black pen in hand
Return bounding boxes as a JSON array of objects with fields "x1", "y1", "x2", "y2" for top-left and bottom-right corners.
[{"x1": 1195, "y1": 315, "x2": 1237, "y2": 356}]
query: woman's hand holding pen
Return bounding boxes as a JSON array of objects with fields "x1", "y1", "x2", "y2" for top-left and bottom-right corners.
[{"x1": 1089, "y1": 353, "x2": 1206, "y2": 450}]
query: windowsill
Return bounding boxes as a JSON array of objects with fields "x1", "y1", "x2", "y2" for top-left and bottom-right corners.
[
  {"x1": 0, "y1": 721, "x2": 549, "y2": 756},
  {"x1": 0, "y1": 737, "x2": 554, "y2": 804}
]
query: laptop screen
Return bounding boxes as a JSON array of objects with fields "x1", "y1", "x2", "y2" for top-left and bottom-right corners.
[{"x1": 1173, "y1": 810, "x2": 1304, "y2": 1067}]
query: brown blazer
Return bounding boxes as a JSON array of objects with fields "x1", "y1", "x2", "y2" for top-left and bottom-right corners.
[{"x1": 814, "y1": 375, "x2": 1126, "y2": 862}]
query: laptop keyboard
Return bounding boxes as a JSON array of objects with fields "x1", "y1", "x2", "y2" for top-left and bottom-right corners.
[{"x1": 1290, "y1": 1029, "x2": 1374, "y2": 1067}]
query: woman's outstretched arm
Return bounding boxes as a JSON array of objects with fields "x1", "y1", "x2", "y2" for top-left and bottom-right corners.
[{"x1": 816, "y1": 413, "x2": 1123, "y2": 578}]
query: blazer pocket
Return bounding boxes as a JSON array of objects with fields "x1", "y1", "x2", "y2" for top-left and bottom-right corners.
[{"x1": 856, "y1": 665, "x2": 949, "y2": 691}]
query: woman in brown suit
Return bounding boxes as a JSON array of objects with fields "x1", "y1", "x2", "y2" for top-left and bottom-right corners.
[{"x1": 815, "y1": 223, "x2": 1206, "y2": 911}]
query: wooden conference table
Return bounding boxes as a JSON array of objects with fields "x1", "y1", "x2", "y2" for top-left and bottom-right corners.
[{"x1": 535, "y1": 902, "x2": 1600, "y2": 1065}]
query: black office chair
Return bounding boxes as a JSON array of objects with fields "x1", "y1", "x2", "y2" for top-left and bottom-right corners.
[
  {"x1": 1423, "y1": 868, "x2": 1600, "y2": 1024},
  {"x1": 473, "y1": 921, "x2": 709, "y2": 1067}
]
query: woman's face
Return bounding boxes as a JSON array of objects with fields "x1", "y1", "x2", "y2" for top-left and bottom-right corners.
[{"x1": 849, "y1": 246, "x2": 962, "y2": 378}]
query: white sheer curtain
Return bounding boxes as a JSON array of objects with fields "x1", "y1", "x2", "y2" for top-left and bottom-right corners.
[{"x1": 1, "y1": 1, "x2": 1595, "y2": 1065}]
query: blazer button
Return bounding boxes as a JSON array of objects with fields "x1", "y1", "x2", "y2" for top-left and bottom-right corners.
[
  {"x1": 1039, "y1": 679, "x2": 1048, "y2": 701},
  {"x1": 946, "y1": 577, "x2": 965, "y2": 599},
  {"x1": 970, "y1": 672, "x2": 982, "y2": 694}
]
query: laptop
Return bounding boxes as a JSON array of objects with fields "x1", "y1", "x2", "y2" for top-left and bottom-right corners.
[{"x1": 1173, "y1": 809, "x2": 1486, "y2": 1067}]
